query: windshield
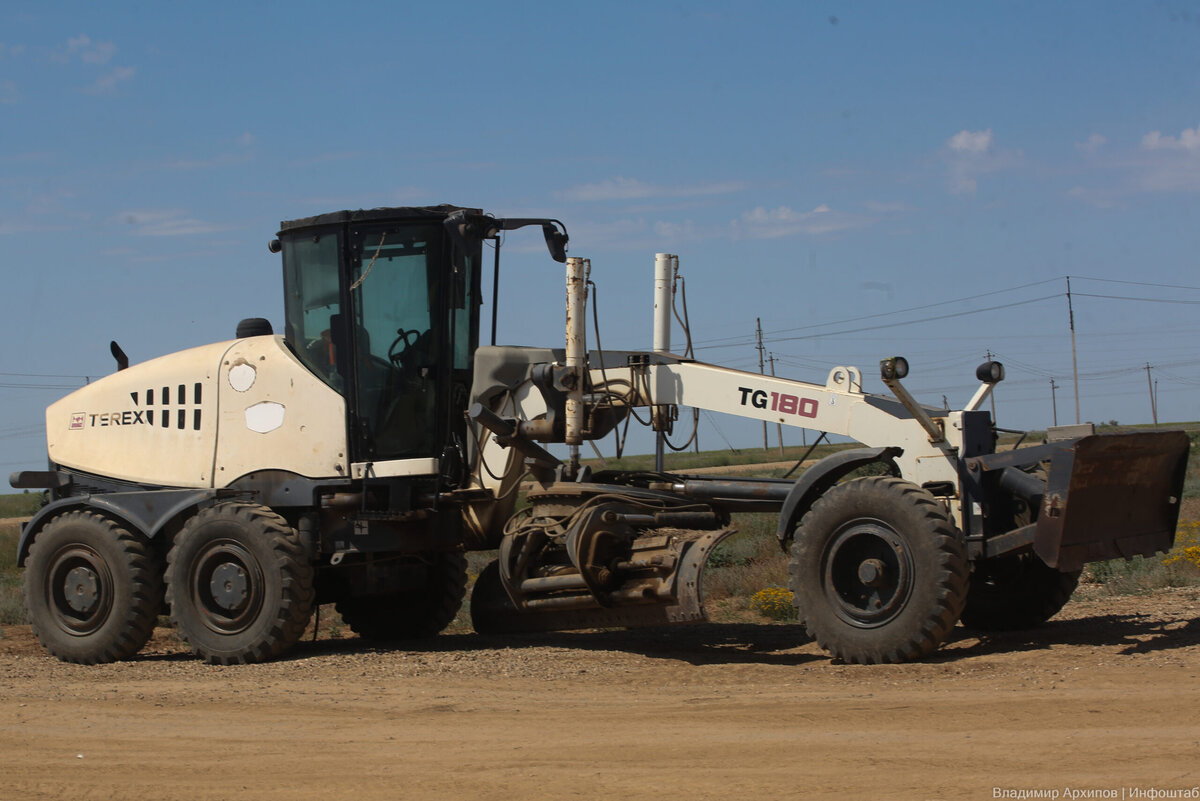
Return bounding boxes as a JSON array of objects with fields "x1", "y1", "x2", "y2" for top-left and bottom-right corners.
[
  {"x1": 348, "y1": 224, "x2": 443, "y2": 459},
  {"x1": 279, "y1": 213, "x2": 480, "y2": 463},
  {"x1": 282, "y1": 230, "x2": 342, "y2": 389}
]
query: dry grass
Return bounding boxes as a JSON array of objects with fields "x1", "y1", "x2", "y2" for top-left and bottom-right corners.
[{"x1": 0, "y1": 521, "x2": 24, "y2": 626}]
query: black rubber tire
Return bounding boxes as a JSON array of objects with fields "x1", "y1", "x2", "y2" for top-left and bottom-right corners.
[
  {"x1": 788, "y1": 476, "x2": 969, "y2": 664},
  {"x1": 23, "y1": 510, "x2": 163, "y2": 664},
  {"x1": 468, "y1": 560, "x2": 516, "y2": 636},
  {"x1": 960, "y1": 554, "x2": 1081, "y2": 631},
  {"x1": 335, "y1": 552, "x2": 468, "y2": 641},
  {"x1": 166, "y1": 502, "x2": 314, "y2": 665}
]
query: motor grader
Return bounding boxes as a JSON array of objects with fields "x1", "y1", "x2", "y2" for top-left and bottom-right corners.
[{"x1": 10, "y1": 204, "x2": 1190, "y2": 665}]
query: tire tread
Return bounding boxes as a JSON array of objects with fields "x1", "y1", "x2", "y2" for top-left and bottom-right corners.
[
  {"x1": 166, "y1": 502, "x2": 314, "y2": 665},
  {"x1": 25, "y1": 510, "x2": 163, "y2": 665},
  {"x1": 787, "y1": 476, "x2": 969, "y2": 664}
]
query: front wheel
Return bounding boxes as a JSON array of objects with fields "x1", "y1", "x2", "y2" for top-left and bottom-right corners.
[
  {"x1": 788, "y1": 477, "x2": 969, "y2": 664},
  {"x1": 24, "y1": 510, "x2": 163, "y2": 664},
  {"x1": 166, "y1": 502, "x2": 314, "y2": 665}
]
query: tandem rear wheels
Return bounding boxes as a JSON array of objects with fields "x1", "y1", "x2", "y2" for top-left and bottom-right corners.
[
  {"x1": 788, "y1": 477, "x2": 970, "y2": 665},
  {"x1": 24, "y1": 510, "x2": 164, "y2": 664},
  {"x1": 165, "y1": 502, "x2": 315, "y2": 665}
]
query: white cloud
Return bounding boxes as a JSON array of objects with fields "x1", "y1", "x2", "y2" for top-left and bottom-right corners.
[
  {"x1": 119, "y1": 210, "x2": 232, "y2": 237},
  {"x1": 734, "y1": 204, "x2": 864, "y2": 238},
  {"x1": 652, "y1": 219, "x2": 697, "y2": 241},
  {"x1": 1076, "y1": 133, "x2": 1107, "y2": 156},
  {"x1": 236, "y1": 132, "x2": 255, "y2": 148},
  {"x1": 0, "y1": 43, "x2": 28, "y2": 59},
  {"x1": 57, "y1": 34, "x2": 116, "y2": 65},
  {"x1": 1141, "y1": 125, "x2": 1200, "y2": 152},
  {"x1": 942, "y1": 128, "x2": 1021, "y2": 195},
  {"x1": 559, "y1": 176, "x2": 747, "y2": 202},
  {"x1": 85, "y1": 65, "x2": 135, "y2": 94},
  {"x1": 0, "y1": 80, "x2": 17, "y2": 104},
  {"x1": 51, "y1": 35, "x2": 133, "y2": 94},
  {"x1": 1066, "y1": 126, "x2": 1200, "y2": 205},
  {"x1": 946, "y1": 129, "x2": 993, "y2": 154}
]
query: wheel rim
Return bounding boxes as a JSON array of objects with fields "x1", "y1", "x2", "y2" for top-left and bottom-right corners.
[
  {"x1": 821, "y1": 519, "x2": 914, "y2": 628},
  {"x1": 188, "y1": 539, "x2": 265, "y2": 635},
  {"x1": 47, "y1": 544, "x2": 114, "y2": 636}
]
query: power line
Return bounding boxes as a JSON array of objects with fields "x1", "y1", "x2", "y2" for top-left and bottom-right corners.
[
  {"x1": 760, "y1": 294, "x2": 1063, "y2": 347},
  {"x1": 691, "y1": 276, "x2": 1063, "y2": 348},
  {"x1": 0, "y1": 371, "x2": 92, "y2": 379},
  {"x1": 1072, "y1": 276, "x2": 1200, "y2": 292},
  {"x1": 0, "y1": 382, "x2": 85, "y2": 390},
  {"x1": 1072, "y1": 292, "x2": 1200, "y2": 306}
]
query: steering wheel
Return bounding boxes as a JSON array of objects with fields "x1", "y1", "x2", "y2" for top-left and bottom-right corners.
[{"x1": 388, "y1": 328, "x2": 423, "y2": 366}]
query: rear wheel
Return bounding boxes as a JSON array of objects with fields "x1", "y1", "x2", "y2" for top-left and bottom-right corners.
[
  {"x1": 24, "y1": 510, "x2": 163, "y2": 664},
  {"x1": 961, "y1": 554, "x2": 1080, "y2": 631},
  {"x1": 788, "y1": 477, "x2": 969, "y2": 664},
  {"x1": 166, "y1": 502, "x2": 314, "y2": 665},
  {"x1": 335, "y1": 552, "x2": 468, "y2": 640}
]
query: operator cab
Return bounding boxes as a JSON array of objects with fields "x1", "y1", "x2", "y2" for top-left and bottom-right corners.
[
  {"x1": 273, "y1": 205, "x2": 569, "y2": 485},
  {"x1": 275, "y1": 206, "x2": 484, "y2": 473}
]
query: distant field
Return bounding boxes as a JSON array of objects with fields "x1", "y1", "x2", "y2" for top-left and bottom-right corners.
[{"x1": 0, "y1": 494, "x2": 41, "y2": 519}]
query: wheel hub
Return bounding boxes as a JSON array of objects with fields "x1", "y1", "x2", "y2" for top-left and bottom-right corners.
[
  {"x1": 857, "y1": 558, "x2": 887, "y2": 587},
  {"x1": 190, "y1": 540, "x2": 265, "y2": 635},
  {"x1": 46, "y1": 544, "x2": 114, "y2": 635},
  {"x1": 823, "y1": 522, "x2": 914, "y2": 628},
  {"x1": 64, "y1": 566, "x2": 100, "y2": 613},
  {"x1": 209, "y1": 562, "x2": 249, "y2": 611}
]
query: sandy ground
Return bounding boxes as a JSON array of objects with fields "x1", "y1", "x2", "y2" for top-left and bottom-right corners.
[{"x1": 2, "y1": 588, "x2": 1199, "y2": 801}]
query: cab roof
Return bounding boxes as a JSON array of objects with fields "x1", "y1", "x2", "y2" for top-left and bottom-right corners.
[{"x1": 278, "y1": 204, "x2": 483, "y2": 234}]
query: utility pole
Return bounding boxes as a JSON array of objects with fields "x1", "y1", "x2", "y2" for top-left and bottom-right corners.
[
  {"x1": 1067, "y1": 276, "x2": 1081, "y2": 424},
  {"x1": 1146, "y1": 363, "x2": 1158, "y2": 428},
  {"x1": 756, "y1": 318, "x2": 767, "y2": 451},
  {"x1": 1050, "y1": 378, "x2": 1059, "y2": 427},
  {"x1": 768, "y1": 352, "x2": 784, "y2": 456}
]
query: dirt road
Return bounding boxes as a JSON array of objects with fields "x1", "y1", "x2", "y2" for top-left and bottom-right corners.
[{"x1": 2, "y1": 588, "x2": 1199, "y2": 801}]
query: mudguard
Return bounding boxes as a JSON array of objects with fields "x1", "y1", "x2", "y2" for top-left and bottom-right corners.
[
  {"x1": 16, "y1": 489, "x2": 217, "y2": 566},
  {"x1": 775, "y1": 446, "x2": 903, "y2": 548}
]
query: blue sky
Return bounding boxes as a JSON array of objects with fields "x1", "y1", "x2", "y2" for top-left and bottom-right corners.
[{"x1": 2, "y1": 1, "x2": 1199, "y2": 470}]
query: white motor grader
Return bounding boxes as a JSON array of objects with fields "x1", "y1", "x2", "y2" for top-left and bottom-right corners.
[{"x1": 10, "y1": 205, "x2": 1190, "y2": 665}]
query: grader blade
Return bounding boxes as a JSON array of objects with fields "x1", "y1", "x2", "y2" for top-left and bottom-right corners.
[
  {"x1": 1034, "y1": 431, "x2": 1190, "y2": 571},
  {"x1": 470, "y1": 526, "x2": 735, "y2": 635}
]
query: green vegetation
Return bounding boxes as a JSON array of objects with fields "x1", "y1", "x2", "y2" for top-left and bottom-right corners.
[
  {"x1": 0, "y1": 492, "x2": 42, "y2": 519},
  {"x1": 0, "y1": 520, "x2": 23, "y2": 627},
  {"x1": 1185, "y1": 430, "x2": 1200, "y2": 499}
]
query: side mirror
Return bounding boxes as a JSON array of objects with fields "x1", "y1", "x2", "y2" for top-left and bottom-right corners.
[{"x1": 543, "y1": 225, "x2": 568, "y2": 263}]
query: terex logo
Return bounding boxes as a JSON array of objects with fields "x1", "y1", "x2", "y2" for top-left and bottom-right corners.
[
  {"x1": 737, "y1": 386, "x2": 819, "y2": 419},
  {"x1": 68, "y1": 384, "x2": 205, "y2": 432},
  {"x1": 89, "y1": 411, "x2": 148, "y2": 427}
]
